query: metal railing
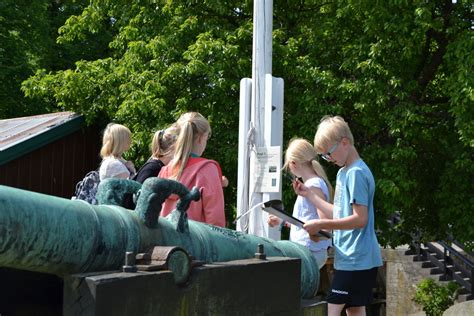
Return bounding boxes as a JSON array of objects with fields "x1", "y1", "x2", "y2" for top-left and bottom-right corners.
[{"x1": 409, "y1": 239, "x2": 473, "y2": 300}]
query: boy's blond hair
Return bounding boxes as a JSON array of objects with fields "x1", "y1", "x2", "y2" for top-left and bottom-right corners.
[
  {"x1": 100, "y1": 123, "x2": 132, "y2": 158},
  {"x1": 283, "y1": 138, "x2": 334, "y2": 201},
  {"x1": 314, "y1": 115, "x2": 354, "y2": 154}
]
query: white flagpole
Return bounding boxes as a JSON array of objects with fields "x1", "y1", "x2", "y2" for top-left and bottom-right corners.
[{"x1": 237, "y1": 0, "x2": 283, "y2": 239}]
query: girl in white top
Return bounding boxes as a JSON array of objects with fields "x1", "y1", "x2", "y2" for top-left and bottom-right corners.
[
  {"x1": 268, "y1": 138, "x2": 333, "y2": 268},
  {"x1": 99, "y1": 123, "x2": 136, "y2": 181}
]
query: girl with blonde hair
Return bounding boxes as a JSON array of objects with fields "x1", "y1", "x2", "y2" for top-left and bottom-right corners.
[
  {"x1": 133, "y1": 124, "x2": 178, "y2": 184},
  {"x1": 99, "y1": 123, "x2": 136, "y2": 180},
  {"x1": 268, "y1": 138, "x2": 333, "y2": 268},
  {"x1": 158, "y1": 112, "x2": 225, "y2": 227}
]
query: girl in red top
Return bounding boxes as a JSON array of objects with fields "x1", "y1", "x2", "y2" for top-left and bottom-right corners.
[{"x1": 158, "y1": 112, "x2": 226, "y2": 227}]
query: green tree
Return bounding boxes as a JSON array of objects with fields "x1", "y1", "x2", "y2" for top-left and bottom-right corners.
[
  {"x1": 0, "y1": 0, "x2": 51, "y2": 118},
  {"x1": 0, "y1": 0, "x2": 108, "y2": 119},
  {"x1": 22, "y1": 0, "x2": 473, "y2": 247}
]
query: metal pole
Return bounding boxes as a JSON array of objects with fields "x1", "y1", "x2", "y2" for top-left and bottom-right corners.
[{"x1": 248, "y1": 0, "x2": 273, "y2": 237}]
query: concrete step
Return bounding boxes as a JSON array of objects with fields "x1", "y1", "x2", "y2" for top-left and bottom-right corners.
[
  {"x1": 404, "y1": 248, "x2": 473, "y2": 303},
  {"x1": 456, "y1": 292, "x2": 473, "y2": 303}
]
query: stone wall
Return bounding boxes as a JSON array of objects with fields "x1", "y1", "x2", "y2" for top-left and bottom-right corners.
[{"x1": 383, "y1": 247, "x2": 432, "y2": 316}]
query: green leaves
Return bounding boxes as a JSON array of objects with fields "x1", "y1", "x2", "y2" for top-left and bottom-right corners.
[
  {"x1": 413, "y1": 279, "x2": 459, "y2": 316},
  {"x1": 13, "y1": 0, "x2": 473, "y2": 242}
]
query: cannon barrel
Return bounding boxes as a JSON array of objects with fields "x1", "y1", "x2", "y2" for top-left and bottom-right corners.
[{"x1": 0, "y1": 178, "x2": 319, "y2": 298}]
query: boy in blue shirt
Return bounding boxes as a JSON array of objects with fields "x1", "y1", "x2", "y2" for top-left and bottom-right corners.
[{"x1": 294, "y1": 115, "x2": 382, "y2": 316}]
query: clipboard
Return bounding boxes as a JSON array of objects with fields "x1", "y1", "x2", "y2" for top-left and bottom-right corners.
[{"x1": 262, "y1": 200, "x2": 332, "y2": 239}]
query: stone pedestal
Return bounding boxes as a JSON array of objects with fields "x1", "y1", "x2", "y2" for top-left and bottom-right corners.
[{"x1": 64, "y1": 257, "x2": 326, "y2": 315}]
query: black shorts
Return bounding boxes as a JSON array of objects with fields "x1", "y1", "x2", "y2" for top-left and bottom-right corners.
[{"x1": 326, "y1": 267, "x2": 378, "y2": 307}]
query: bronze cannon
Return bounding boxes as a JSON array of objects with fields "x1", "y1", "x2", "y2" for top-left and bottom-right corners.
[{"x1": 0, "y1": 178, "x2": 319, "y2": 298}]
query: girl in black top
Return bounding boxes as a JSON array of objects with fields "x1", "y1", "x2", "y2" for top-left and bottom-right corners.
[{"x1": 134, "y1": 124, "x2": 178, "y2": 183}]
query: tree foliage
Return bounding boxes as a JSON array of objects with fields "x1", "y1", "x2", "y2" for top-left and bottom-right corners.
[
  {"x1": 0, "y1": 0, "x2": 51, "y2": 117},
  {"x1": 0, "y1": 0, "x2": 109, "y2": 118},
  {"x1": 413, "y1": 278, "x2": 459, "y2": 316},
  {"x1": 20, "y1": 0, "x2": 473, "y2": 247}
]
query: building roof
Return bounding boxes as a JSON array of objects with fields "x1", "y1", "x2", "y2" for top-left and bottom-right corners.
[{"x1": 0, "y1": 111, "x2": 84, "y2": 165}]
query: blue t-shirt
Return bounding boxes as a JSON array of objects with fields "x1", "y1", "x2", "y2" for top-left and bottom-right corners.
[{"x1": 332, "y1": 159, "x2": 382, "y2": 270}]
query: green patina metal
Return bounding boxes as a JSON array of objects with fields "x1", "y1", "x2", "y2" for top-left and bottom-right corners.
[
  {"x1": 167, "y1": 248, "x2": 191, "y2": 284},
  {"x1": 0, "y1": 178, "x2": 319, "y2": 298}
]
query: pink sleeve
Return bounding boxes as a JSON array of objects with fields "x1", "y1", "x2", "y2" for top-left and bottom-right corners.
[{"x1": 195, "y1": 163, "x2": 226, "y2": 227}]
